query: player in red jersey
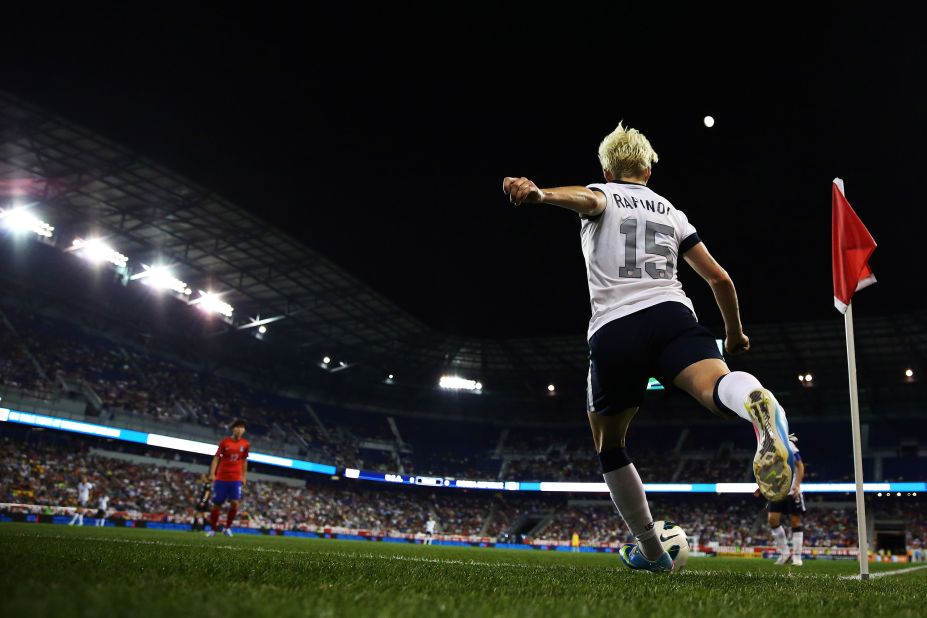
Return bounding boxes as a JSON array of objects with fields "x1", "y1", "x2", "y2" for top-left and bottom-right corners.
[{"x1": 206, "y1": 419, "x2": 250, "y2": 537}]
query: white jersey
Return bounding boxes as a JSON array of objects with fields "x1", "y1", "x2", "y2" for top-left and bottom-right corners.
[
  {"x1": 581, "y1": 181, "x2": 701, "y2": 339},
  {"x1": 77, "y1": 481, "x2": 93, "y2": 505},
  {"x1": 790, "y1": 447, "x2": 802, "y2": 494},
  {"x1": 425, "y1": 519, "x2": 436, "y2": 534},
  {"x1": 98, "y1": 495, "x2": 109, "y2": 510}
]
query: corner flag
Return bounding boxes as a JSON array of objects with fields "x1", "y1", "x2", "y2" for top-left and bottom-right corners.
[
  {"x1": 833, "y1": 178, "x2": 877, "y2": 313},
  {"x1": 832, "y1": 178, "x2": 876, "y2": 580}
]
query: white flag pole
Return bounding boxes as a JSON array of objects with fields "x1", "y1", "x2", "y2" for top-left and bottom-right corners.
[{"x1": 844, "y1": 300, "x2": 870, "y2": 579}]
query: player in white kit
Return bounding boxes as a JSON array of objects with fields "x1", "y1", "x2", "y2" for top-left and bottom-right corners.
[
  {"x1": 503, "y1": 122, "x2": 796, "y2": 572},
  {"x1": 95, "y1": 494, "x2": 110, "y2": 527},
  {"x1": 69, "y1": 476, "x2": 94, "y2": 526},
  {"x1": 768, "y1": 434, "x2": 806, "y2": 565},
  {"x1": 424, "y1": 516, "x2": 437, "y2": 545}
]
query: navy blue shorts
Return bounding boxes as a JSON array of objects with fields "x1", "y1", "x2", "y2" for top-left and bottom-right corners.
[
  {"x1": 212, "y1": 480, "x2": 242, "y2": 504},
  {"x1": 587, "y1": 301, "x2": 723, "y2": 415},
  {"x1": 769, "y1": 492, "x2": 806, "y2": 515}
]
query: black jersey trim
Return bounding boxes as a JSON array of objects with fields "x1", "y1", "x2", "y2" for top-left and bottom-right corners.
[{"x1": 679, "y1": 233, "x2": 701, "y2": 254}]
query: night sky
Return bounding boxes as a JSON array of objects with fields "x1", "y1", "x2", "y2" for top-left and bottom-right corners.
[{"x1": 2, "y1": 7, "x2": 923, "y2": 338}]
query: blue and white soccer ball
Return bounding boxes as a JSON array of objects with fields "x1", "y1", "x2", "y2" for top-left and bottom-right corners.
[{"x1": 654, "y1": 520, "x2": 689, "y2": 572}]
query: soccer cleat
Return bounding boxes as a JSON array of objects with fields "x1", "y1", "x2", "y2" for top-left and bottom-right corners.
[
  {"x1": 223, "y1": 528, "x2": 234, "y2": 537},
  {"x1": 618, "y1": 544, "x2": 674, "y2": 573},
  {"x1": 205, "y1": 530, "x2": 215, "y2": 538},
  {"x1": 745, "y1": 389, "x2": 795, "y2": 502},
  {"x1": 791, "y1": 556, "x2": 803, "y2": 566},
  {"x1": 774, "y1": 553, "x2": 792, "y2": 565}
]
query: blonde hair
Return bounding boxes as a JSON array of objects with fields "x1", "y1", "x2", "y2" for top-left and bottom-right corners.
[{"x1": 597, "y1": 122, "x2": 658, "y2": 179}]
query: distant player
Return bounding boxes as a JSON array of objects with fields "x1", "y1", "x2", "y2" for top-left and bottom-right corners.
[
  {"x1": 69, "y1": 476, "x2": 93, "y2": 526},
  {"x1": 193, "y1": 474, "x2": 212, "y2": 532},
  {"x1": 571, "y1": 532, "x2": 580, "y2": 553},
  {"x1": 206, "y1": 420, "x2": 249, "y2": 538},
  {"x1": 768, "y1": 434, "x2": 806, "y2": 566},
  {"x1": 503, "y1": 122, "x2": 797, "y2": 572},
  {"x1": 95, "y1": 493, "x2": 109, "y2": 527},
  {"x1": 424, "y1": 516, "x2": 436, "y2": 545}
]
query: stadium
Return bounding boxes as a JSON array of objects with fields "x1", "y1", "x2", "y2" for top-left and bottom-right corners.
[{"x1": 1, "y1": 8, "x2": 925, "y2": 618}]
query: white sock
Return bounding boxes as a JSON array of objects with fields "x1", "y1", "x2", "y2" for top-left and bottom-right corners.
[
  {"x1": 716, "y1": 371, "x2": 764, "y2": 422},
  {"x1": 792, "y1": 530, "x2": 803, "y2": 557},
  {"x1": 603, "y1": 464, "x2": 664, "y2": 561},
  {"x1": 772, "y1": 525, "x2": 788, "y2": 554}
]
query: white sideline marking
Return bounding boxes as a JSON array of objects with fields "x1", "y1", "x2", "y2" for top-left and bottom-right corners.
[
  {"x1": 841, "y1": 565, "x2": 927, "y2": 580},
  {"x1": 11, "y1": 533, "x2": 537, "y2": 569},
  {"x1": 20, "y1": 532, "x2": 924, "y2": 579}
]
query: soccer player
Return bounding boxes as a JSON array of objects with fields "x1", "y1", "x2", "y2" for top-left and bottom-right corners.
[
  {"x1": 424, "y1": 516, "x2": 436, "y2": 545},
  {"x1": 95, "y1": 493, "x2": 109, "y2": 527},
  {"x1": 206, "y1": 420, "x2": 249, "y2": 538},
  {"x1": 768, "y1": 434, "x2": 806, "y2": 566},
  {"x1": 502, "y1": 122, "x2": 796, "y2": 572},
  {"x1": 571, "y1": 531, "x2": 580, "y2": 553},
  {"x1": 69, "y1": 476, "x2": 93, "y2": 526},
  {"x1": 192, "y1": 474, "x2": 212, "y2": 532}
]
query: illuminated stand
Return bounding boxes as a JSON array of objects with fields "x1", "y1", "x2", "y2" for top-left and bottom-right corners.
[{"x1": 2, "y1": 408, "x2": 923, "y2": 495}]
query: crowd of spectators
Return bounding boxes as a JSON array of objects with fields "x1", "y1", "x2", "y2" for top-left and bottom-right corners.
[
  {"x1": 1, "y1": 303, "x2": 925, "y2": 495},
  {"x1": 1, "y1": 432, "x2": 924, "y2": 549}
]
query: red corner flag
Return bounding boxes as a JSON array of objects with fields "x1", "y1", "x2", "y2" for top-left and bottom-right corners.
[{"x1": 832, "y1": 178, "x2": 876, "y2": 314}]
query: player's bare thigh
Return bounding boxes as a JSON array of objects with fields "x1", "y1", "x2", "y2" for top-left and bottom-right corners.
[
  {"x1": 587, "y1": 407, "x2": 638, "y2": 453},
  {"x1": 672, "y1": 358, "x2": 731, "y2": 416},
  {"x1": 768, "y1": 512, "x2": 781, "y2": 527}
]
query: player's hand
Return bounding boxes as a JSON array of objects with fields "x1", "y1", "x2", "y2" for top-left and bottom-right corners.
[
  {"x1": 791, "y1": 485, "x2": 801, "y2": 498},
  {"x1": 208, "y1": 473, "x2": 216, "y2": 482},
  {"x1": 503, "y1": 177, "x2": 545, "y2": 206},
  {"x1": 241, "y1": 478, "x2": 247, "y2": 486},
  {"x1": 725, "y1": 332, "x2": 750, "y2": 355}
]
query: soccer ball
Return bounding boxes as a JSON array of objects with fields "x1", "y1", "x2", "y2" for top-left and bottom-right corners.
[{"x1": 654, "y1": 520, "x2": 689, "y2": 571}]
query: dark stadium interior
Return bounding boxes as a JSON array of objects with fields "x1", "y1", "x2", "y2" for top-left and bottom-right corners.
[{"x1": 0, "y1": 10, "x2": 925, "y2": 605}]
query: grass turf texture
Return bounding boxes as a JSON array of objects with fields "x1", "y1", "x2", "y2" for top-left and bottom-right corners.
[{"x1": 0, "y1": 523, "x2": 923, "y2": 618}]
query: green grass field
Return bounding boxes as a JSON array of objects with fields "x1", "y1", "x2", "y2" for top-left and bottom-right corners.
[{"x1": 0, "y1": 523, "x2": 923, "y2": 618}]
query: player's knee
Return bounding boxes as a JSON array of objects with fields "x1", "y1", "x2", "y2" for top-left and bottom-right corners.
[{"x1": 598, "y1": 446, "x2": 632, "y2": 474}]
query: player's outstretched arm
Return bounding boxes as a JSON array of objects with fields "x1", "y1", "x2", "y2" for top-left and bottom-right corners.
[
  {"x1": 682, "y1": 242, "x2": 750, "y2": 355},
  {"x1": 502, "y1": 177, "x2": 606, "y2": 217}
]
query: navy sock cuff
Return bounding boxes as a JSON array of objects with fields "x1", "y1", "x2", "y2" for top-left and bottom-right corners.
[
  {"x1": 792, "y1": 526, "x2": 804, "y2": 532},
  {"x1": 599, "y1": 447, "x2": 632, "y2": 474},
  {"x1": 713, "y1": 375, "x2": 739, "y2": 419}
]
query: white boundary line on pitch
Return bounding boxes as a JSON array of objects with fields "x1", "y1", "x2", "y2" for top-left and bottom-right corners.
[
  {"x1": 841, "y1": 565, "x2": 927, "y2": 580},
  {"x1": 8, "y1": 532, "x2": 846, "y2": 579},
  {"x1": 21, "y1": 530, "x2": 923, "y2": 579},
  {"x1": 10, "y1": 533, "x2": 541, "y2": 569}
]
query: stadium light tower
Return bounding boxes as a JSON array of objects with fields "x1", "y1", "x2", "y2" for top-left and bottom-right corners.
[
  {"x1": 70, "y1": 238, "x2": 128, "y2": 268},
  {"x1": 130, "y1": 264, "x2": 192, "y2": 296},
  {"x1": 439, "y1": 376, "x2": 482, "y2": 391},
  {"x1": 0, "y1": 205, "x2": 54, "y2": 238},
  {"x1": 236, "y1": 314, "x2": 286, "y2": 334},
  {"x1": 189, "y1": 291, "x2": 234, "y2": 318}
]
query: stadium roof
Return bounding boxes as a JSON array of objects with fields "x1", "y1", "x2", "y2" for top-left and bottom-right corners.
[
  {"x1": 1, "y1": 91, "x2": 924, "y2": 413},
  {"x1": 0, "y1": 93, "x2": 430, "y2": 355}
]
